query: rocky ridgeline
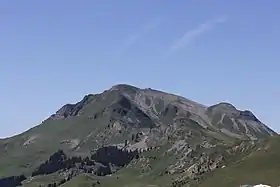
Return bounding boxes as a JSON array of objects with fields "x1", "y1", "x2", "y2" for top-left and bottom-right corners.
[{"x1": 49, "y1": 84, "x2": 276, "y2": 140}]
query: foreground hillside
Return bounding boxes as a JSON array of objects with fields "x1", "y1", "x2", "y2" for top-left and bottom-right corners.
[
  {"x1": 0, "y1": 84, "x2": 277, "y2": 187},
  {"x1": 28, "y1": 136, "x2": 278, "y2": 187},
  {"x1": 197, "y1": 136, "x2": 280, "y2": 187}
]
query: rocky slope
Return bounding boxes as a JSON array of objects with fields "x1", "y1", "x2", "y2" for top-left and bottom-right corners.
[{"x1": 0, "y1": 84, "x2": 277, "y2": 187}]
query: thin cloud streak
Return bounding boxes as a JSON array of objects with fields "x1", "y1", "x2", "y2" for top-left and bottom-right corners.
[
  {"x1": 112, "y1": 18, "x2": 161, "y2": 60},
  {"x1": 164, "y1": 17, "x2": 227, "y2": 58}
]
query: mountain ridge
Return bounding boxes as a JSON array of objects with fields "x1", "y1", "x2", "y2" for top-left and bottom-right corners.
[
  {"x1": 0, "y1": 84, "x2": 278, "y2": 187},
  {"x1": 48, "y1": 84, "x2": 276, "y2": 138}
]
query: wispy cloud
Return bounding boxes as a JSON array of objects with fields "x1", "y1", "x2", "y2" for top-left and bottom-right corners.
[
  {"x1": 112, "y1": 18, "x2": 161, "y2": 60},
  {"x1": 164, "y1": 17, "x2": 227, "y2": 58}
]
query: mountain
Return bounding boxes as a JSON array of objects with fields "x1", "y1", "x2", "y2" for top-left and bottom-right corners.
[{"x1": 0, "y1": 84, "x2": 277, "y2": 187}]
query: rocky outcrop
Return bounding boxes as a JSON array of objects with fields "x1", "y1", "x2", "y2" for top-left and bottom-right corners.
[
  {"x1": 50, "y1": 94, "x2": 95, "y2": 119},
  {"x1": 0, "y1": 146, "x2": 140, "y2": 186},
  {"x1": 31, "y1": 146, "x2": 139, "y2": 178},
  {"x1": 206, "y1": 102, "x2": 276, "y2": 138}
]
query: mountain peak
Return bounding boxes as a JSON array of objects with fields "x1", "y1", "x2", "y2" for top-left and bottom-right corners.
[
  {"x1": 207, "y1": 102, "x2": 260, "y2": 122},
  {"x1": 209, "y1": 102, "x2": 237, "y2": 111},
  {"x1": 110, "y1": 84, "x2": 140, "y2": 91}
]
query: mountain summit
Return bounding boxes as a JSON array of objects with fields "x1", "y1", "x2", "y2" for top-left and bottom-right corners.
[
  {"x1": 51, "y1": 84, "x2": 276, "y2": 139},
  {"x1": 0, "y1": 84, "x2": 277, "y2": 187}
]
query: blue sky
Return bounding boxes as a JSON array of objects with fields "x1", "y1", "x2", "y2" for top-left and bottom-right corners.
[{"x1": 0, "y1": 1, "x2": 279, "y2": 138}]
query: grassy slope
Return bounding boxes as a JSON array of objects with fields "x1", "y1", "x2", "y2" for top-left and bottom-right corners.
[
  {"x1": 21, "y1": 136, "x2": 280, "y2": 187},
  {"x1": 60, "y1": 174, "x2": 97, "y2": 187},
  {"x1": 0, "y1": 115, "x2": 108, "y2": 177},
  {"x1": 0, "y1": 91, "x2": 119, "y2": 177},
  {"x1": 197, "y1": 136, "x2": 280, "y2": 187},
  {"x1": 22, "y1": 173, "x2": 65, "y2": 187}
]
